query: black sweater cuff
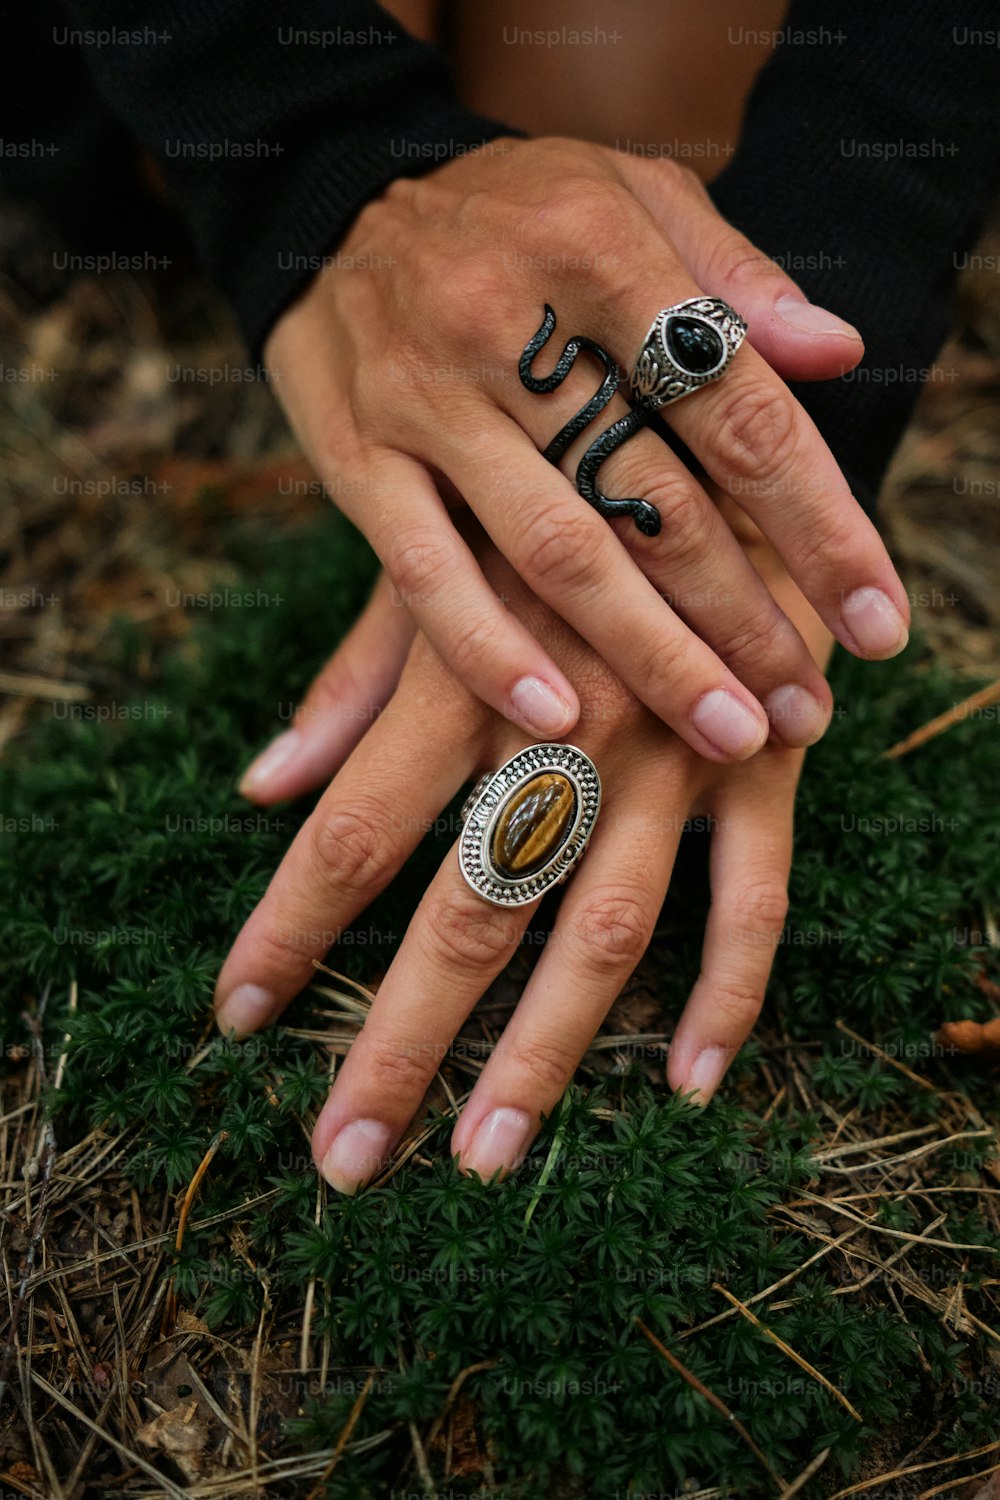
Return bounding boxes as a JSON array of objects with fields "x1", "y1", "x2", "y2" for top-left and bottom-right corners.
[
  {"x1": 61, "y1": 0, "x2": 515, "y2": 357},
  {"x1": 708, "y1": 0, "x2": 1000, "y2": 512}
]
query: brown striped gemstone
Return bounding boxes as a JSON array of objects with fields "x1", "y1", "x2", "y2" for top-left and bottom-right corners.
[{"x1": 491, "y1": 773, "x2": 576, "y2": 880}]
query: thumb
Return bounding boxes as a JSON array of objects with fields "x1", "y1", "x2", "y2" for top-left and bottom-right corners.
[
  {"x1": 239, "y1": 570, "x2": 415, "y2": 804},
  {"x1": 618, "y1": 154, "x2": 864, "y2": 382}
]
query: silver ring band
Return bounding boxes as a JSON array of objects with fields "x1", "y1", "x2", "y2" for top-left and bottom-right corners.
[
  {"x1": 629, "y1": 296, "x2": 747, "y2": 410},
  {"x1": 458, "y1": 743, "x2": 601, "y2": 907}
]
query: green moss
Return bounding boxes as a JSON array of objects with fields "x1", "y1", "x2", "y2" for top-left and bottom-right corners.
[{"x1": 2, "y1": 510, "x2": 999, "y2": 1497}]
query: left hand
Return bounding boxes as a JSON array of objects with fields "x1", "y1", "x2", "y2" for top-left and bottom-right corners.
[
  {"x1": 217, "y1": 532, "x2": 831, "y2": 1191},
  {"x1": 263, "y1": 138, "x2": 903, "y2": 759}
]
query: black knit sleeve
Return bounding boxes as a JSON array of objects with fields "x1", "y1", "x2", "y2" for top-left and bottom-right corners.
[
  {"x1": 59, "y1": 0, "x2": 514, "y2": 357},
  {"x1": 708, "y1": 0, "x2": 1000, "y2": 513}
]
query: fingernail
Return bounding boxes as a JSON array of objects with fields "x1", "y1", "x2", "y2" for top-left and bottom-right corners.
[
  {"x1": 691, "y1": 689, "x2": 767, "y2": 759},
  {"x1": 215, "y1": 983, "x2": 274, "y2": 1037},
  {"x1": 461, "y1": 1107, "x2": 532, "y2": 1181},
  {"x1": 840, "y1": 587, "x2": 909, "y2": 658},
  {"x1": 763, "y1": 683, "x2": 830, "y2": 746},
  {"x1": 320, "y1": 1118, "x2": 393, "y2": 1195},
  {"x1": 509, "y1": 677, "x2": 575, "y2": 738},
  {"x1": 775, "y1": 294, "x2": 862, "y2": 341},
  {"x1": 683, "y1": 1046, "x2": 729, "y2": 1105},
  {"x1": 239, "y1": 729, "x2": 301, "y2": 796}
]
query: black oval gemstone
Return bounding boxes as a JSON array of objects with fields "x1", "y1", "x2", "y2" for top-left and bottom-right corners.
[{"x1": 665, "y1": 316, "x2": 725, "y2": 376}]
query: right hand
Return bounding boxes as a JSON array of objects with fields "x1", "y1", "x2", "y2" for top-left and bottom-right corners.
[{"x1": 264, "y1": 135, "x2": 908, "y2": 763}]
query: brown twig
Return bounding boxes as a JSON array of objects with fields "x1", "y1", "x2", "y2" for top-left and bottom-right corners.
[
  {"x1": 161, "y1": 1129, "x2": 229, "y2": 1335},
  {"x1": 0, "y1": 671, "x2": 91, "y2": 703},
  {"x1": 304, "y1": 1372, "x2": 374, "y2": 1500},
  {"x1": 424, "y1": 1358, "x2": 499, "y2": 1452},
  {"x1": 883, "y1": 677, "x2": 1000, "y2": 759},
  {"x1": 833, "y1": 1019, "x2": 936, "y2": 1090},
  {"x1": 823, "y1": 1437, "x2": 1000, "y2": 1499},
  {"x1": 779, "y1": 1445, "x2": 832, "y2": 1499},
  {"x1": 634, "y1": 1317, "x2": 785, "y2": 1491},
  {"x1": 711, "y1": 1284, "x2": 863, "y2": 1422}
]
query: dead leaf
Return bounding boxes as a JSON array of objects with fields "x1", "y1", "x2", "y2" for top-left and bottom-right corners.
[
  {"x1": 175, "y1": 1308, "x2": 210, "y2": 1336},
  {"x1": 966, "y1": 1469, "x2": 1000, "y2": 1500},
  {"x1": 136, "y1": 1398, "x2": 206, "y2": 1482},
  {"x1": 143, "y1": 1339, "x2": 213, "y2": 1425}
]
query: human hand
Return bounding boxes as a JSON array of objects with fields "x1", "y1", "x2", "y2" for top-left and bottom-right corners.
[
  {"x1": 217, "y1": 532, "x2": 831, "y2": 1190},
  {"x1": 263, "y1": 134, "x2": 905, "y2": 772}
]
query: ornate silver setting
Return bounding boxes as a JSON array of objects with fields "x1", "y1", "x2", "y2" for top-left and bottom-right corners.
[
  {"x1": 629, "y1": 296, "x2": 747, "y2": 410},
  {"x1": 458, "y1": 743, "x2": 601, "y2": 907}
]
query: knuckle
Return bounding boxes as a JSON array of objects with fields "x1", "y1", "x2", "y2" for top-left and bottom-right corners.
[
  {"x1": 310, "y1": 399, "x2": 368, "y2": 478},
  {"x1": 703, "y1": 228, "x2": 776, "y2": 289},
  {"x1": 542, "y1": 177, "x2": 624, "y2": 240},
  {"x1": 387, "y1": 529, "x2": 456, "y2": 608},
  {"x1": 358, "y1": 337, "x2": 425, "y2": 415},
  {"x1": 447, "y1": 609, "x2": 508, "y2": 678},
  {"x1": 717, "y1": 600, "x2": 791, "y2": 667},
  {"x1": 533, "y1": 179, "x2": 640, "y2": 285},
  {"x1": 254, "y1": 921, "x2": 314, "y2": 973},
  {"x1": 428, "y1": 892, "x2": 520, "y2": 971},
  {"x1": 629, "y1": 621, "x2": 691, "y2": 706},
  {"x1": 669, "y1": 161, "x2": 707, "y2": 200},
  {"x1": 792, "y1": 510, "x2": 865, "y2": 579},
  {"x1": 644, "y1": 478, "x2": 709, "y2": 576},
  {"x1": 519, "y1": 507, "x2": 600, "y2": 595},
  {"x1": 605, "y1": 453, "x2": 705, "y2": 567},
  {"x1": 714, "y1": 379, "x2": 799, "y2": 488},
  {"x1": 433, "y1": 256, "x2": 508, "y2": 348},
  {"x1": 502, "y1": 1033, "x2": 575, "y2": 1094},
  {"x1": 298, "y1": 659, "x2": 361, "y2": 729},
  {"x1": 571, "y1": 888, "x2": 652, "y2": 971},
  {"x1": 731, "y1": 879, "x2": 790, "y2": 938},
  {"x1": 361, "y1": 1036, "x2": 436, "y2": 1093},
  {"x1": 711, "y1": 975, "x2": 768, "y2": 1029},
  {"x1": 310, "y1": 804, "x2": 395, "y2": 896}
]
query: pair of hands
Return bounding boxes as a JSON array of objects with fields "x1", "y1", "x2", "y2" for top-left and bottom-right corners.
[
  {"x1": 253, "y1": 135, "x2": 906, "y2": 777},
  {"x1": 213, "y1": 134, "x2": 882, "y2": 1189},
  {"x1": 216, "y1": 526, "x2": 831, "y2": 1193}
]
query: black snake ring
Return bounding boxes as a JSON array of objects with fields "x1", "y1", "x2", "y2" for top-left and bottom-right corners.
[{"x1": 518, "y1": 304, "x2": 661, "y2": 537}]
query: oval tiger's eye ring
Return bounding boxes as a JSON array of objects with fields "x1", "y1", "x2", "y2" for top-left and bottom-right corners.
[
  {"x1": 458, "y1": 744, "x2": 601, "y2": 907},
  {"x1": 629, "y1": 296, "x2": 747, "y2": 410}
]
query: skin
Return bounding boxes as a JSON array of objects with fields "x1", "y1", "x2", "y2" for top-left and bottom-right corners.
[
  {"x1": 261, "y1": 135, "x2": 908, "y2": 771},
  {"x1": 213, "y1": 1, "x2": 885, "y2": 1190},
  {"x1": 217, "y1": 516, "x2": 833, "y2": 1190},
  {"x1": 450, "y1": 0, "x2": 791, "y2": 181}
]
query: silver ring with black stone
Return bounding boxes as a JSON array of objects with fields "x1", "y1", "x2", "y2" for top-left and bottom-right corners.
[
  {"x1": 458, "y1": 744, "x2": 601, "y2": 908},
  {"x1": 629, "y1": 296, "x2": 748, "y2": 410}
]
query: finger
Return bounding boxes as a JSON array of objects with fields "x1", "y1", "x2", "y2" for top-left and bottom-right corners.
[
  {"x1": 240, "y1": 571, "x2": 416, "y2": 804},
  {"x1": 496, "y1": 357, "x2": 833, "y2": 747},
  {"x1": 450, "y1": 757, "x2": 684, "y2": 1180},
  {"x1": 337, "y1": 451, "x2": 579, "y2": 739},
  {"x1": 665, "y1": 753, "x2": 799, "y2": 1104},
  {"x1": 214, "y1": 678, "x2": 477, "y2": 1037},
  {"x1": 436, "y1": 419, "x2": 773, "y2": 762},
  {"x1": 310, "y1": 822, "x2": 537, "y2": 1194},
  {"x1": 584, "y1": 272, "x2": 910, "y2": 660},
  {"x1": 617, "y1": 154, "x2": 864, "y2": 381}
]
